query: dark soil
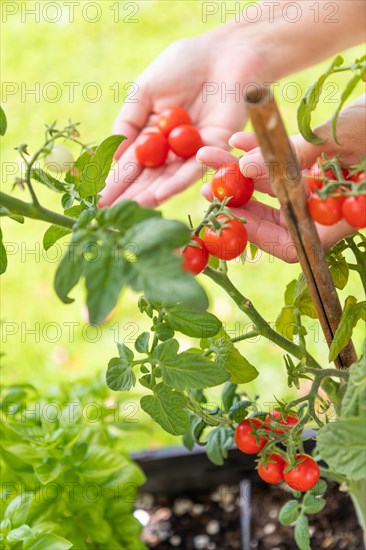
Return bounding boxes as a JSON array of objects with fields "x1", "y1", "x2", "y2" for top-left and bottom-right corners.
[{"x1": 136, "y1": 481, "x2": 364, "y2": 550}]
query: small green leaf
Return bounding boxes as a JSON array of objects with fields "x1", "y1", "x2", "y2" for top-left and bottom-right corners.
[
  {"x1": 0, "y1": 105, "x2": 7, "y2": 136},
  {"x1": 165, "y1": 304, "x2": 222, "y2": 338},
  {"x1": 140, "y1": 383, "x2": 189, "y2": 435},
  {"x1": 54, "y1": 235, "x2": 86, "y2": 304},
  {"x1": 294, "y1": 515, "x2": 311, "y2": 550},
  {"x1": 341, "y1": 355, "x2": 366, "y2": 418},
  {"x1": 43, "y1": 225, "x2": 71, "y2": 251},
  {"x1": 328, "y1": 253, "x2": 349, "y2": 290},
  {"x1": 135, "y1": 332, "x2": 150, "y2": 353},
  {"x1": 214, "y1": 339, "x2": 258, "y2": 384},
  {"x1": 78, "y1": 135, "x2": 125, "y2": 198},
  {"x1": 331, "y1": 68, "x2": 366, "y2": 143},
  {"x1": 276, "y1": 306, "x2": 297, "y2": 340},
  {"x1": 106, "y1": 344, "x2": 135, "y2": 391},
  {"x1": 101, "y1": 200, "x2": 161, "y2": 232},
  {"x1": 309, "y1": 479, "x2": 327, "y2": 496},
  {"x1": 206, "y1": 426, "x2": 233, "y2": 465},
  {"x1": 154, "y1": 322, "x2": 175, "y2": 341},
  {"x1": 297, "y1": 55, "x2": 344, "y2": 144},
  {"x1": 23, "y1": 533, "x2": 72, "y2": 550},
  {"x1": 329, "y1": 297, "x2": 366, "y2": 361},
  {"x1": 0, "y1": 227, "x2": 7, "y2": 275},
  {"x1": 302, "y1": 493, "x2": 326, "y2": 514},
  {"x1": 279, "y1": 500, "x2": 301, "y2": 525},
  {"x1": 222, "y1": 382, "x2": 238, "y2": 411},
  {"x1": 30, "y1": 168, "x2": 66, "y2": 192},
  {"x1": 153, "y1": 339, "x2": 229, "y2": 391},
  {"x1": 34, "y1": 459, "x2": 62, "y2": 484},
  {"x1": 317, "y1": 416, "x2": 366, "y2": 481}
]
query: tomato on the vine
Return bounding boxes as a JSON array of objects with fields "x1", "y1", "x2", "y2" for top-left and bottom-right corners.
[
  {"x1": 258, "y1": 453, "x2": 286, "y2": 484},
  {"x1": 158, "y1": 106, "x2": 192, "y2": 136},
  {"x1": 211, "y1": 163, "x2": 254, "y2": 207},
  {"x1": 135, "y1": 130, "x2": 169, "y2": 168},
  {"x1": 265, "y1": 410, "x2": 299, "y2": 434},
  {"x1": 168, "y1": 125, "x2": 203, "y2": 159},
  {"x1": 284, "y1": 454, "x2": 320, "y2": 492},
  {"x1": 234, "y1": 418, "x2": 267, "y2": 454},
  {"x1": 181, "y1": 236, "x2": 209, "y2": 275},
  {"x1": 308, "y1": 194, "x2": 344, "y2": 225},
  {"x1": 348, "y1": 171, "x2": 365, "y2": 184},
  {"x1": 342, "y1": 195, "x2": 366, "y2": 229},
  {"x1": 306, "y1": 161, "x2": 348, "y2": 193},
  {"x1": 203, "y1": 215, "x2": 248, "y2": 261}
]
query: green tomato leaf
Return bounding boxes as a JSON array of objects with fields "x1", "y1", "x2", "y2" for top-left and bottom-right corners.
[
  {"x1": 317, "y1": 416, "x2": 366, "y2": 481},
  {"x1": 279, "y1": 500, "x2": 301, "y2": 525},
  {"x1": 328, "y1": 252, "x2": 349, "y2": 290},
  {"x1": 123, "y1": 218, "x2": 190, "y2": 255},
  {"x1": 329, "y1": 297, "x2": 366, "y2": 361},
  {"x1": 100, "y1": 200, "x2": 161, "y2": 232},
  {"x1": 213, "y1": 339, "x2": 258, "y2": 384},
  {"x1": 106, "y1": 344, "x2": 135, "y2": 391},
  {"x1": 84, "y1": 243, "x2": 132, "y2": 325},
  {"x1": 0, "y1": 105, "x2": 7, "y2": 136},
  {"x1": 135, "y1": 332, "x2": 150, "y2": 354},
  {"x1": 78, "y1": 135, "x2": 125, "y2": 198},
  {"x1": 295, "y1": 292, "x2": 318, "y2": 319},
  {"x1": 153, "y1": 339, "x2": 229, "y2": 391},
  {"x1": 341, "y1": 354, "x2": 366, "y2": 418},
  {"x1": 302, "y1": 493, "x2": 326, "y2": 514},
  {"x1": 222, "y1": 382, "x2": 239, "y2": 411},
  {"x1": 276, "y1": 306, "x2": 297, "y2": 340},
  {"x1": 164, "y1": 304, "x2": 222, "y2": 338},
  {"x1": 43, "y1": 225, "x2": 71, "y2": 251},
  {"x1": 54, "y1": 232, "x2": 89, "y2": 304},
  {"x1": 1, "y1": 227, "x2": 7, "y2": 275},
  {"x1": 140, "y1": 383, "x2": 189, "y2": 436},
  {"x1": 30, "y1": 168, "x2": 66, "y2": 192},
  {"x1": 206, "y1": 426, "x2": 234, "y2": 466},
  {"x1": 297, "y1": 55, "x2": 344, "y2": 144},
  {"x1": 294, "y1": 515, "x2": 311, "y2": 550},
  {"x1": 130, "y1": 248, "x2": 208, "y2": 312}
]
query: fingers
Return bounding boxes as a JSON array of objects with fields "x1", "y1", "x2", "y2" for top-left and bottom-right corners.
[{"x1": 196, "y1": 146, "x2": 238, "y2": 169}]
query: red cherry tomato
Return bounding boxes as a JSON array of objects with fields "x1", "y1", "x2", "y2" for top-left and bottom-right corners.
[
  {"x1": 135, "y1": 130, "x2": 169, "y2": 168},
  {"x1": 235, "y1": 418, "x2": 267, "y2": 454},
  {"x1": 265, "y1": 410, "x2": 299, "y2": 434},
  {"x1": 284, "y1": 454, "x2": 320, "y2": 492},
  {"x1": 168, "y1": 125, "x2": 203, "y2": 159},
  {"x1": 349, "y1": 171, "x2": 365, "y2": 184},
  {"x1": 203, "y1": 215, "x2": 248, "y2": 261},
  {"x1": 158, "y1": 106, "x2": 192, "y2": 136},
  {"x1": 308, "y1": 194, "x2": 344, "y2": 225},
  {"x1": 306, "y1": 162, "x2": 348, "y2": 193},
  {"x1": 342, "y1": 195, "x2": 366, "y2": 229},
  {"x1": 181, "y1": 237, "x2": 209, "y2": 275},
  {"x1": 258, "y1": 453, "x2": 286, "y2": 484},
  {"x1": 211, "y1": 163, "x2": 254, "y2": 207}
]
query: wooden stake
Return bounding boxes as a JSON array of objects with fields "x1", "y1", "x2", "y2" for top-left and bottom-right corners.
[{"x1": 245, "y1": 87, "x2": 356, "y2": 369}]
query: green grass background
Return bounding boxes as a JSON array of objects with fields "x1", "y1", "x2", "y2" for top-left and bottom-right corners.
[{"x1": 1, "y1": 1, "x2": 364, "y2": 451}]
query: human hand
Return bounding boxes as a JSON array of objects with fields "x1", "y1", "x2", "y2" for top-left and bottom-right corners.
[
  {"x1": 98, "y1": 34, "x2": 267, "y2": 208},
  {"x1": 198, "y1": 96, "x2": 366, "y2": 262}
]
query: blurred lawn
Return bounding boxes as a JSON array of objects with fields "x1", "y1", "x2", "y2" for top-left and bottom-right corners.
[{"x1": 1, "y1": 1, "x2": 364, "y2": 452}]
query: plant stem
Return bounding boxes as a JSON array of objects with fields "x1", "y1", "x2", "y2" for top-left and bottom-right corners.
[
  {"x1": 0, "y1": 191, "x2": 75, "y2": 229},
  {"x1": 203, "y1": 267, "x2": 321, "y2": 370}
]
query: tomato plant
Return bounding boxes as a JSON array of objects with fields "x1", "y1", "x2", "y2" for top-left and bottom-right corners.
[
  {"x1": 258, "y1": 453, "x2": 286, "y2": 484},
  {"x1": 284, "y1": 454, "x2": 320, "y2": 492},
  {"x1": 181, "y1": 236, "x2": 209, "y2": 275},
  {"x1": 203, "y1": 214, "x2": 248, "y2": 260},
  {"x1": 168, "y1": 124, "x2": 203, "y2": 158},
  {"x1": 135, "y1": 130, "x2": 169, "y2": 167},
  {"x1": 158, "y1": 106, "x2": 192, "y2": 136},
  {"x1": 211, "y1": 163, "x2": 254, "y2": 207}
]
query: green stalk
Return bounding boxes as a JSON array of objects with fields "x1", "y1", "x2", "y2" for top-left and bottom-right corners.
[
  {"x1": 203, "y1": 267, "x2": 321, "y2": 370},
  {"x1": 0, "y1": 191, "x2": 75, "y2": 229}
]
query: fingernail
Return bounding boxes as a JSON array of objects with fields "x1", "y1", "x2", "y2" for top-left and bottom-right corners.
[{"x1": 239, "y1": 154, "x2": 263, "y2": 178}]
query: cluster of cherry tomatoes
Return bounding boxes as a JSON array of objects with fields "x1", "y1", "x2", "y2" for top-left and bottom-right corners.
[
  {"x1": 306, "y1": 161, "x2": 366, "y2": 228},
  {"x1": 235, "y1": 412, "x2": 320, "y2": 492},
  {"x1": 182, "y1": 163, "x2": 254, "y2": 274},
  {"x1": 135, "y1": 106, "x2": 203, "y2": 168}
]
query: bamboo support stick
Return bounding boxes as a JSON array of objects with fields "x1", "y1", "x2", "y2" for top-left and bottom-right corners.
[{"x1": 244, "y1": 87, "x2": 356, "y2": 369}]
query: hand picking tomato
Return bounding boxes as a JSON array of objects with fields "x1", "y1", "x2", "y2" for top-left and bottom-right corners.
[
  {"x1": 342, "y1": 195, "x2": 366, "y2": 228},
  {"x1": 135, "y1": 130, "x2": 169, "y2": 168},
  {"x1": 258, "y1": 453, "x2": 286, "y2": 484},
  {"x1": 158, "y1": 106, "x2": 192, "y2": 136},
  {"x1": 203, "y1": 215, "x2": 248, "y2": 261},
  {"x1": 234, "y1": 418, "x2": 267, "y2": 454},
  {"x1": 211, "y1": 163, "x2": 254, "y2": 207},
  {"x1": 181, "y1": 236, "x2": 209, "y2": 275},
  {"x1": 265, "y1": 410, "x2": 299, "y2": 434},
  {"x1": 308, "y1": 194, "x2": 344, "y2": 225},
  {"x1": 168, "y1": 125, "x2": 203, "y2": 159},
  {"x1": 284, "y1": 454, "x2": 320, "y2": 492}
]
